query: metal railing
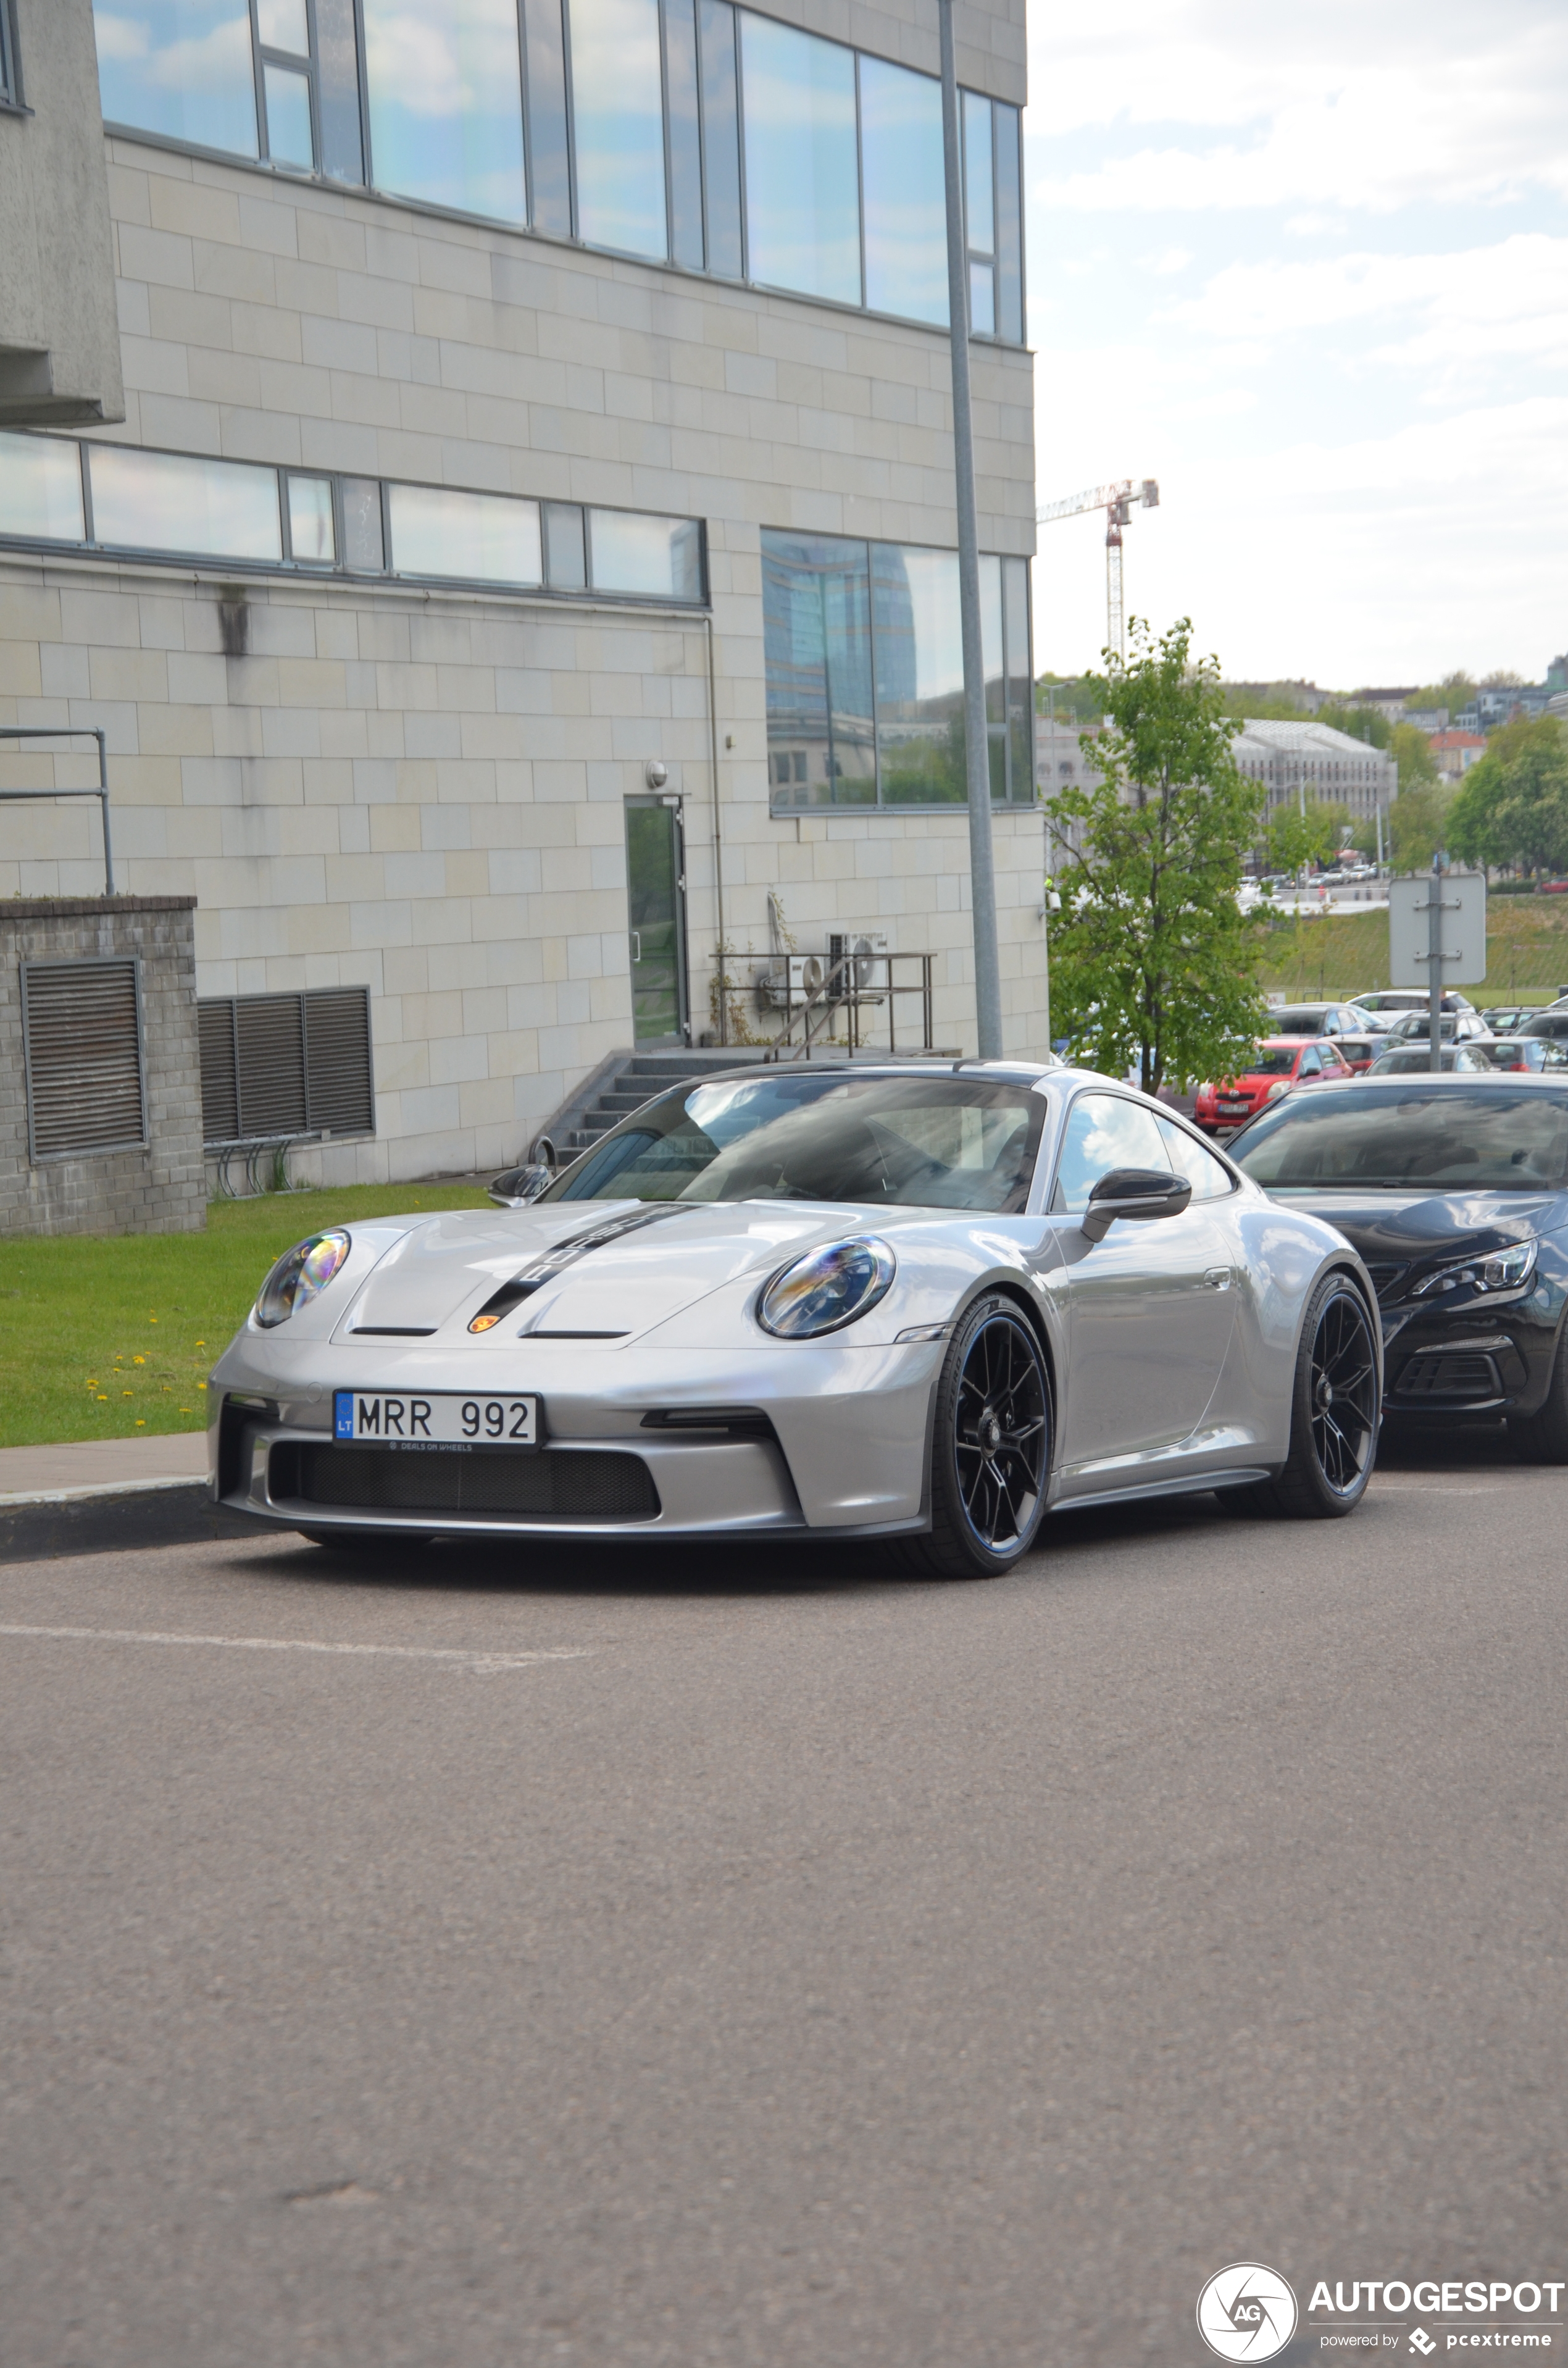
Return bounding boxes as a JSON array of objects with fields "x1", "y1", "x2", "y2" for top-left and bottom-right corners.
[
  {"x1": 759, "y1": 948, "x2": 936, "y2": 1061},
  {"x1": 0, "y1": 727, "x2": 114, "y2": 894}
]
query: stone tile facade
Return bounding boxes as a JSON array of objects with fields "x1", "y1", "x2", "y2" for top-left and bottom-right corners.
[
  {"x1": 0, "y1": 895, "x2": 204, "y2": 1235},
  {"x1": 0, "y1": 0, "x2": 1043, "y2": 1187}
]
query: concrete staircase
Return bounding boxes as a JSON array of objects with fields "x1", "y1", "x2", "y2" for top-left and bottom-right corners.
[{"x1": 532, "y1": 1046, "x2": 772, "y2": 1164}]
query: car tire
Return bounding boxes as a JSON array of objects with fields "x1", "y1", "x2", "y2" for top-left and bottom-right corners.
[
  {"x1": 1214, "y1": 1272, "x2": 1379, "y2": 1520},
  {"x1": 1510, "y1": 1320, "x2": 1568, "y2": 1463},
  {"x1": 892, "y1": 1293, "x2": 1051, "y2": 1579}
]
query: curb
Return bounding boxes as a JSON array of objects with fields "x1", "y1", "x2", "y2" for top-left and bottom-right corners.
[{"x1": 0, "y1": 1479, "x2": 254, "y2": 1564}]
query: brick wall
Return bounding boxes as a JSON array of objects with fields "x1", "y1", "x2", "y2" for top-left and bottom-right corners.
[{"x1": 0, "y1": 895, "x2": 205, "y2": 1235}]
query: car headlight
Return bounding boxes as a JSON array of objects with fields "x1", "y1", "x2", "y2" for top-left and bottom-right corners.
[
  {"x1": 758, "y1": 1237, "x2": 896, "y2": 1338},
  {"x1": 1410, "y1": 1240, "x2": 1537, "y2": 1300},
  {"x1": 254, "y1": 1230, "x2": 352, "y2": 1328},
  {"x1": 1265, "y1": 1078, "x2": 1291, "y2": 1100}
]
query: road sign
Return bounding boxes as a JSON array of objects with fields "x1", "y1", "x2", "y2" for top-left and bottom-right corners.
[{"x1": 1388, "y1": 871, "x2": 1487, "y2": 988}]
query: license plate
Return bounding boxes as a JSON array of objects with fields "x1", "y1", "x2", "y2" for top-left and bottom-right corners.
[
  {"x1": 1218, "y1": 1102, "x2": 1249, "y2": 1115},
  {"x1": 333, "y1": 1391, "x2": 540, "y2": 1448}
]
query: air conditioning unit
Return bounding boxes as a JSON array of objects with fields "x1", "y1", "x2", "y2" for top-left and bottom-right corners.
[
  {"x1": 828, "y1": 932, "x2": 888, "y2": 999},
  {"x1": 755, "y1": 952, "x2": 827, "y2": 1011}
]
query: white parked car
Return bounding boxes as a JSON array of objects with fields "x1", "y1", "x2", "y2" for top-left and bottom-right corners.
[{"x1": 209, "y1": 1064, "x2": 1382, "y2": 1577}]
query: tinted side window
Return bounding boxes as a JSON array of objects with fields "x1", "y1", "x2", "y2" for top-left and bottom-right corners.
[
  {"x1": 1157, "y1": 1116, "x2": 1235, "y2": 1202},
  {"x1": 1051, "y1": 1093, "x2": 1170, "y2": 1214}
]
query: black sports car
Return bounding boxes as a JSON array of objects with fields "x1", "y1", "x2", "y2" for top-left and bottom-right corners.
[{"x1": 1228, "y1": 1076, "x2": 1568, "y2": 1455}]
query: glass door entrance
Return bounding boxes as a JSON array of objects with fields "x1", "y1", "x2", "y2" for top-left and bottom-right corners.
[{"x1": 625, "y1": 797, "x2": 688, "y2": 1044}]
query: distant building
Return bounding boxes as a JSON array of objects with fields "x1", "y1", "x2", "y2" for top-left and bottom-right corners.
[
  {"x1": 1430, "y1": 730, "x2": 1488, "y2": 781},
  {"x1": 1401, "y1": 708, "x2": 1449, "y2": 732},
  {"x1": 1457, "y1": 687, "x2": 1556, "y2": 730},
  {"x1": 1354, "y1": 688, "x2": 1420, "y2": 723},
  {"x1": 1232, "y1": 720, "x2": 1398, "y2": 821},
  {"x1": 1035, "y1": 716, "x2": 1103, "y2": 798}
]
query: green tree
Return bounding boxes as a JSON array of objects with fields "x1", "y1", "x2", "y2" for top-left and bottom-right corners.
[
  {"x1": 1318, "y1": 700, "x2": 1391, "y2": 749},
  {"x1": 1046, "y1": 619, "x2": 1268, "y2": 1095},
  {"x1": 1403, "y1": 671, "x2": 1477, "y2": 721},
  {"x1": 1265, "y1": 797, "x2": 1354, "y2": 874},
  {"x1": 1389, "y1": 781, "x2": 1454, "y2": 872},
  {"x1": 1448, "y1": 718, "x2": 1568, "y2": 874},
  {"x1": 1389, "y1": 721, "x2": 1439, "y2": 793},
  {"x1": 1035, "y1": 674, "x2": 1103, "y2": 724}
]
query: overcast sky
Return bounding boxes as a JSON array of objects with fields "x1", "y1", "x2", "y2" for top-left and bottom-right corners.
[{"x1": 1022, "y1": 0, "x2": 1568, "y2": 690}]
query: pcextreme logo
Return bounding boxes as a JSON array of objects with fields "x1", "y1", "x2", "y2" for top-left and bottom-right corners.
[{"x1": 1197, "y1": 2264, "x2": 1300, "y2": 2361}]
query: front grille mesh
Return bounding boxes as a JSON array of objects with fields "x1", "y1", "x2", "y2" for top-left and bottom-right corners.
[
  {"x1": 273, "y1": 1442, "x2": 661, "y2": 1521},
  {"x1": 1393, "y1": 1352, "x2": 1499, "y2": 1400}
]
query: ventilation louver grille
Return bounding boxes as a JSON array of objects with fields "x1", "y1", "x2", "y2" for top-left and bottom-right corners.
[
  {"x1": 276, "y1": 1443, "x2": 661, "y2": 1523},
  {"x1": 22, "y1": 960, "x2": 146, "y2": 1160},
  {"x1": 198, "y1": 987, "x2": 373, "y2": 1144}
]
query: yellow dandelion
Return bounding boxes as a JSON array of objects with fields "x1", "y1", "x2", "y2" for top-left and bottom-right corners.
[
  {"x1": 133, "y1": 1355, "x2": 146, "y2": 1366},
  {"x1": 135, "y1": 1419, "x2": 146, "y2": 1427},
  {"x1": 96, "y1": 1394, "x2": 107, "y2": 1402},
  {"x1": 195, "y1": 1339, "x2": 206, "y2": 1347},
  {"x1": 179, "y1": 1407, "x2": 191, "y2": 1413},
  {"x1": 197, "y1": 1380, "x2": 207, "y2": 1389},
  {"x1": 122, "y1": 1389, "x2": 133, "y2": 1397}
]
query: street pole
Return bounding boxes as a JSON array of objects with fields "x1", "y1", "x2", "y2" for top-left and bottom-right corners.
[
  {"x1": 938, "y1": 0, "x2": 1003, "y2": 1060},
  {"x1": 1428, "y1": 848, "x2": 1445, "y2": 1070}
]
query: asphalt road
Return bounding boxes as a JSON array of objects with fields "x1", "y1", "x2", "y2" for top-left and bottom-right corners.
[{"x1": 4, "y1": 1438, "x2": 1566, "y2": 2368}]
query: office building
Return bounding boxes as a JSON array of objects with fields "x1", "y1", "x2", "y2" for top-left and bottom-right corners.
[{"x1": 0, "y1": 0, "x2": 1038, "y2": 1186}]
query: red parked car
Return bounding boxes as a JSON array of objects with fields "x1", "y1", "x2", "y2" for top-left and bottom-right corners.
[{"x1": 1194, "y1": 1036, "x2": 1355, "y2": 1134}]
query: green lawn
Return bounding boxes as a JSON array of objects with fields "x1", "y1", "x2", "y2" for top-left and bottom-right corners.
[
  {"x1": 0, "y1": 1182, "x2": 491, "y2": 1452},
  {"x1": 1256, "y1": 898, "x2": 1568, "y2": 1002}
]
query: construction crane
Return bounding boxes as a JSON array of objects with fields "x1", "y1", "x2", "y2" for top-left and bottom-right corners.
[{"x1": 1035, "y1": 478, "x2": 1160, "y2": 664}]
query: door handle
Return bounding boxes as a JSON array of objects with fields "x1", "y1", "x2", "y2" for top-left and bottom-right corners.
[
  {"x1": 1203, "y1": 1267, "x2": 1233, "y2": 1290},
  {"x1": 629, "y1": 931, "x2": 641, "y2": 963}
]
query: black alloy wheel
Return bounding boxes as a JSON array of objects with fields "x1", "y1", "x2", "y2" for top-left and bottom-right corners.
[
  {"x1": 1218, "y1": 1272, "x2": 1378, "y2": 1520},
  {"x1": 898, "y1": 1294, "x2": 1051, "y2": 1579},
  {"x1": 1307, "y1": 1286, "x2": 1379, "y2": 1496}
]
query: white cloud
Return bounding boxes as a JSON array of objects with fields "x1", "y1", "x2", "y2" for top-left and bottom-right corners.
[
  {"x1": 90, "y1": 14, "x2": 151, "y2": 63},
  {"x1": 1027, "y1": 0, "x2": 1568, "y2": 214},
  {"x1": 1164, "y1": 233, "x2": 1568, "y2": 378}
]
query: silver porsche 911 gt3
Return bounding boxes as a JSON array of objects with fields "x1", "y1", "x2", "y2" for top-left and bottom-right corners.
[{"x1": 208, "y1": 1061, "x2": 1382, "y2": 1577}]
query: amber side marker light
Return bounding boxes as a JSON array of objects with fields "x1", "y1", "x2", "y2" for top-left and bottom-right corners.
[{"x1": 469, "y1": 1312, "x2": 503, "y2": 1333}]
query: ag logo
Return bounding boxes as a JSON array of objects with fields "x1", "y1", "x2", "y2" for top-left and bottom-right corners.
[{"x1": 1196, "y1": 2263, "x2": 1299, "y2": 2361}]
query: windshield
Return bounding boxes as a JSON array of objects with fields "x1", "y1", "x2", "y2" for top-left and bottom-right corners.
[
  {"x1": 1232, "y1": 1084, "x2": 1568, "y2": 1190},
  {"x1": 544, "y1": 1074, "x2": 1045, "y2": 1210},
  {"x1": 1270, "y1": 1010, "x2": 1329, "y2": 1034},
  {"x1": 1239, "y1": 1047, "x2": 1297, "y2": 1077}
]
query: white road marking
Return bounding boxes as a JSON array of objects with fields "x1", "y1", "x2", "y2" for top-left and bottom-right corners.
[{"x1": 0, "y1": 1625, "x2": 591, "y2": 1674}]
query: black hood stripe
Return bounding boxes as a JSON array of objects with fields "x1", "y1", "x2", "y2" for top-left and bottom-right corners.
[{"x1": 467, "y1": 1205, "x2": 693, "y2": 1333}]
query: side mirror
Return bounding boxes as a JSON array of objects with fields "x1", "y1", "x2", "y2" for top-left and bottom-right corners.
[
  {"x1": 1080, "y1": 1166, "x2": 1192, "y2": 1244},
  {"x1": 487, "y1": 1163, "x2": 554, "y2": 1208}
]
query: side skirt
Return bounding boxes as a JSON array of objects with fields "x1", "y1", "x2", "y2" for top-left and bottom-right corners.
[{"x1": 1052, "y1": 1465, "x2": 1275, "y2": 1516}]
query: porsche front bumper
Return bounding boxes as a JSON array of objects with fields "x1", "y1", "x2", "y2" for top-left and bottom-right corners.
[{"x1": 209, "y1": 1337, "x2": 947, "y2": 1541}]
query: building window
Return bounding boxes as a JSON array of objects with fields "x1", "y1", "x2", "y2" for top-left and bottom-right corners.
[
  {"x1": 740, "y1": 14, "x2": 860, "y2": 308},
  {"x1": 362, "y1": 0, "x2": 526, "y2": 220},
  {"x1": 93, "y1": 1, "x2": 1025, "y2": 345},
  {"x1": 87, "y1": 444, "x2": 284, "y2": 562},
  {"x1": 859, "y1": 54, "x2": 946, "y2": 327},
  {"x1": 763, "y1": 529, "x2": 1032, "y2": 812},
  {"x1": 93, "y1": 0, "x2": 362, "y2": 179},
  {"x1": 198, "y1": 988, "x2": 374, "y2": 1145},
  {"x1": 22, "y1": 960, "x2": 147, "y2": 1162},
  {"x1": 570, "y1": 0, "x2": 667, "y2": 259},
  {"x1": 0, "y1": 432, "x2": 707, "y2": 604}
]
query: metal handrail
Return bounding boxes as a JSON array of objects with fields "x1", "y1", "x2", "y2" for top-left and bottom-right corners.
[
  {"x1": 0, "y1": 727, "x2": 114, "y2": 894},
  {"x1": 762, "y1": 949, "x2": 936, "y2": 1061}
]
